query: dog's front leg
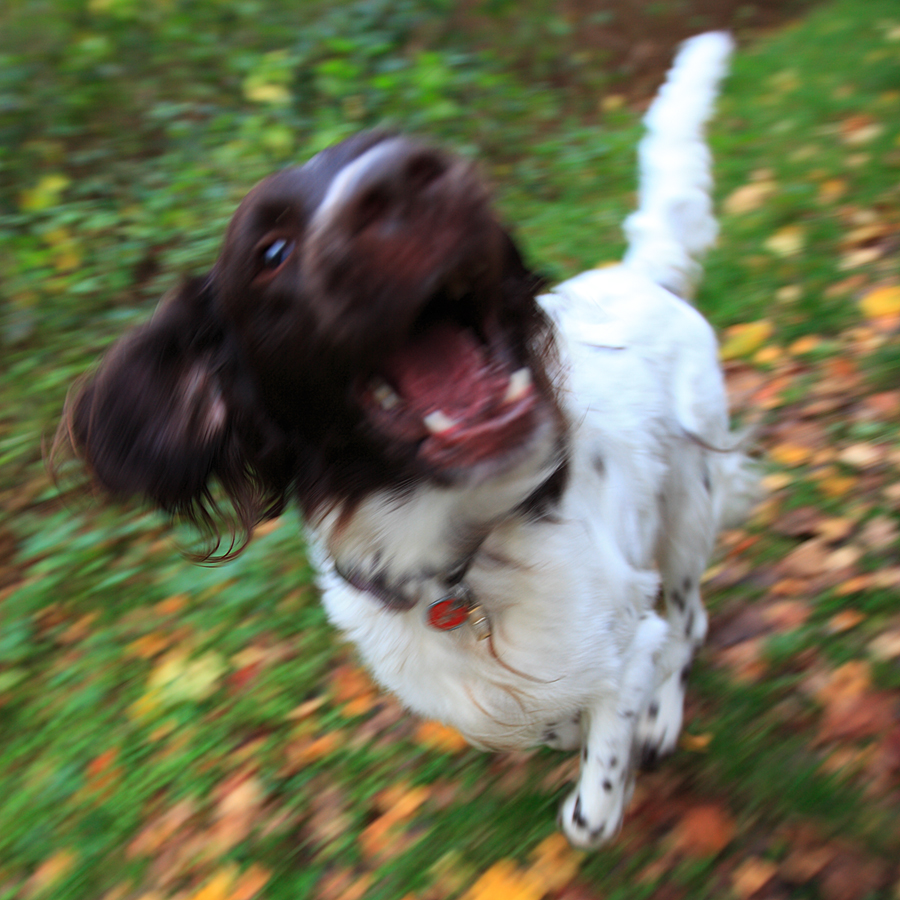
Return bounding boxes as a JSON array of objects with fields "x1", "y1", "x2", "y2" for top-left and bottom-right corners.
[{"x1": 560, "y1": 611, "x2": 668, "y2": 848}]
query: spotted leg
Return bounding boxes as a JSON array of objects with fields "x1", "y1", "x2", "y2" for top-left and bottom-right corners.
[{"x1": 559, "y1": 611, "x2": 668, "y2": 848}]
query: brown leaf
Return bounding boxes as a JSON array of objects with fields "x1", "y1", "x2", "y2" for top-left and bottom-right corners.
[
  {"x1": 669, "y1": 804, "x2": 736, "y2": 857},
  {"x1": 761, "y1": 600, "x2": 810, "y2": 632},
  {"x1": 732, "y1": 857, "x2": 778, "y2": 899},
  {"x1": 779, "y1": 539, "x2": 830, "y2": 578},
  {"x1": 779, "y1": 844, "x2": 836, "y2": 883},
  {"x1": 868, "y1": 628, "x2": 900, "y2": 661},
  {"x1": 818, "y1": 848, "x2": 891, "y2": 900},
  {"x1": 817, "y1": 664, "x2": 896, "y2": 743}
]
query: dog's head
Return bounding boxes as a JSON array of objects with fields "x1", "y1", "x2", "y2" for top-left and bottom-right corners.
[{"x1": 56, "y1": 131, "x2": 565, "y2": 553}]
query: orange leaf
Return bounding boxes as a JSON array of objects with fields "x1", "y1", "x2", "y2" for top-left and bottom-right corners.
[
  {"x1": 25, "y1": 850, "x2": 77, "y2": 895},
  {"x1": 231, "y1": 865, "x2": 271, "y2": 900},
  {"x1": 415, "y1": 720, "x2": 470, "y2": 754},
  {"x1": 670, "y1": 804, "x2": 736, "y2": 857},
  {"x1": 526, "y1": 833, "x2": 582, "y2": 894},
  {"x1": 462, "y1": 859, "x2": 544, "y2": 900},
  {"x1": 155, "y1": 594, "x2": 189, "y2": 616},
  {"x1": 827, "y1": 610, "x2": 865, "y2": 633}
]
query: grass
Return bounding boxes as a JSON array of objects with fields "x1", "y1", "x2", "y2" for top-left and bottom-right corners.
[{"x1": 2, "y1": 0, "x2": 900, "y2": 898}]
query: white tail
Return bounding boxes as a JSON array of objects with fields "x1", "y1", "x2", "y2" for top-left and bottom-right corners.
[{"x1": 622, "y1": 31, "x2": 734, "y2": 300}]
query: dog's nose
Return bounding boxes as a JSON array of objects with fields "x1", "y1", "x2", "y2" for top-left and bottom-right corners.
[{"x1": 314, "y1": 137, "x2": 453, "y2": 235}]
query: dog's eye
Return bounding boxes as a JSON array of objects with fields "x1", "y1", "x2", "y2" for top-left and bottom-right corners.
[{"x1": 261, "y1": 238, "x2": 294, "y2": 270}]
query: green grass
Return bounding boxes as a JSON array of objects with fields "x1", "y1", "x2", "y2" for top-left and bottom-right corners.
[{"x1": 2, "y1": 0, "x2": 900, "y2": 897}]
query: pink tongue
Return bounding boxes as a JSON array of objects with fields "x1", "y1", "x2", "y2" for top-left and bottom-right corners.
[{"x1": 382, "y1": 324, "x2": 500, "y2": 416}]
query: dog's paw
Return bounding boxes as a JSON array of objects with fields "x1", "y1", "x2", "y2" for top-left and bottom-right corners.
[
  {"x1": 558, "y1": 776, "x2": 627, "y2": 849},
  {"x1": 634, "y1": 668, "x2": 686, "y2": 769}
]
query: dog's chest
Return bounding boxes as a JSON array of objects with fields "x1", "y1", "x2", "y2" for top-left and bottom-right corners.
[{"x1": 317, "y1": 480, "x2": 660, "y2": 749}]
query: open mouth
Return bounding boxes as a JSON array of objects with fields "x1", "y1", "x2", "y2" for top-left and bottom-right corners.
[{"x1": 357, "y1": 283, "x2": 539, "y2": 470}]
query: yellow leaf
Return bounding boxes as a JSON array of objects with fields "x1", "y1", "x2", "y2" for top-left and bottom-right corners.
[
  {"x1": 818, "y1": 179, "x2": 847, "y2": 203},
  {"x1": 19, "y1": 174, "x2": 70, "y2": 212},
  {"x1": 188, "y1": 868, "x2": 236, "y2": 900},
  {"x1": 526, "y1": 833, "x2": 582, "y2": 893},
  {"x1": 765, "y1": 225, "x2": 805, "y2": 257},
  {"x1": 859, "y1": 285, "x2": 900, "y2": 319},
  {"x1": 753, "y1": 344, "x2": 782, "y2": 365},
  {"x1": 723, "y1": 180, "x2": 777, "y2": 215},
  {"x1": 719, "y1": 320, "x2": 775, "y2": 360},
  {"x1": 243, "y1": 82, "x2": 291, "y2": 105}
]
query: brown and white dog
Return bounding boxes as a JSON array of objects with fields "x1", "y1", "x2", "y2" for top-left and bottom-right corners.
[{"x1": 58, "y1": 33, "x2": 752, "y2": 846}]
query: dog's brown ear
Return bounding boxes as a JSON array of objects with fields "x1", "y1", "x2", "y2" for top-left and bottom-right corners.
[{"x1": 59, "y1": 277, "x2": 232, "y2": 515}]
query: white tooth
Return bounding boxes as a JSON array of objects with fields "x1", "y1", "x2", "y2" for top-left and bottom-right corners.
[
  {"x1": 423, "y1": 410, "x2": 458, "y2": 434},
  {"x1": 503, "y1": 367, "x2": 532, "y2": 403},
  {"x1": 372, "y1": 382, "x2": 401, "y2": 410}
]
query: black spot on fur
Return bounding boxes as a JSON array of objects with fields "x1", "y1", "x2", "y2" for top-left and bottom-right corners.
[
  {"x1": 573, "y1": 795, "x2": 587, "y2": 828},
  {"x1": 638, "y1": 744, "x2": 660, "y2": 771},
  {"x1": 670, "y1": 590, "x2": 685, "y2": 612},
  {"x1": 647, "y1": 702, "x2": 659, "y2": 721},
  {"x1": 686, "y1": 610, "x2": 695, "y2": 637},
  {"x1": 602, "y1": 779, "x2": 613, "y2": 792},
  {"x1": 682, "y1": 576, "x2": 692, "y2": 594},
  {"x1": 609, "y1": 755, "x2": 618, "y2": 768},
  {"x1": 592, "y1": 453, "x2": 605, "y2": 477}
]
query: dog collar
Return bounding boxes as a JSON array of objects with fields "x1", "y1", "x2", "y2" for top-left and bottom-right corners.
[{"x1": 426, "y1": 583, "x2": 491, "y2": 640}]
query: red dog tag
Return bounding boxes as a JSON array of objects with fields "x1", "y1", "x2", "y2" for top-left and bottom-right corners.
[{"x1": 426, "y1": 595, "x2": 470, "y2": 630}]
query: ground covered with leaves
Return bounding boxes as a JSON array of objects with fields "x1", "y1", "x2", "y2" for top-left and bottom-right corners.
[{"x1": 2, "y1": 0, "x2": 900, "y2": 898}]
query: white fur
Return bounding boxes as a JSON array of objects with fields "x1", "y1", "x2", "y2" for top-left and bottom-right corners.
[{"x1": 311, "y1": 32, "x2": 745, "y2": 847}]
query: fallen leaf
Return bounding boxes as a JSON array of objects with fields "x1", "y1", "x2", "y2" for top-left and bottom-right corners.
[
  {"x1": 24, "y1": 850, "x2": 77, "y2": 896},
  {"x1": 789, "y1": 335, "x2": 822, "y2": 355},
  {"x1": 462, "y1": 859, "x2": 543, "y2": 900},
  {"x1": 779, "y1": 844, "x2": 836, "y2": 883},
  {"x1": 765, "y1": 225, "x2": 805, "y2": 257},
  {"x1": 724, "y1": 180, "x2": 777, "y2": 215},
  {"x1": 859, "y1": 285, "x2": 900, "y2": 320},
  {"x1": 670, "y1": 804, "x2": 736, "y2": 857},
  {"x1": 827, "y1": 610, "x2": 865, "y2": 633},
  {"x1": 770, "y1": 442, "x2": 815, "y2": 468},
  {"x1": 732, "y1": 857, "x2": 777, "y2": 898},
  {"x1": 838, "y1": 443, "x2": 884, "y2": 469},
  {"x1": 681, "y1": 732, "x2": 713, "y2": 752},
  {"x1": 188, "y1": 869, "x2": 235, "y2": 900},
  {"x1": 415, "y1": 720, "x2": 470, "y2": 754},
  {"x1": 526, "y1": 833, "x2": 582, "y2": 895},
  {"x1": 231, "y1": 865, "x2": 271, "y2": 900},
  {"x1": 720, "y1": 320, "x2": 775, "y2": 360},
  {"x1": 761, "y1": 599, "x2": 810, "y2": 631},
  {"x1": 779, "y1": 539, "x2": 830, "y2": 578},
  {"x1": 858, "y1": 515, "x2": 898, "y2": 550},
  {"x1": 868, "y1": 629, "x2": 900, "y2": 661}
]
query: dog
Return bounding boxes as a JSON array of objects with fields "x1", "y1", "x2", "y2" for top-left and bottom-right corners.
[{"x1": 56, "y1": 32, "x2": 752, "y2": 847}]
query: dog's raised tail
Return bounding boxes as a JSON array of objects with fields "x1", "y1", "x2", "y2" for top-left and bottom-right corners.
[{"x1": 622, "y1": 31, "x2": 734, "y2": 300}]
